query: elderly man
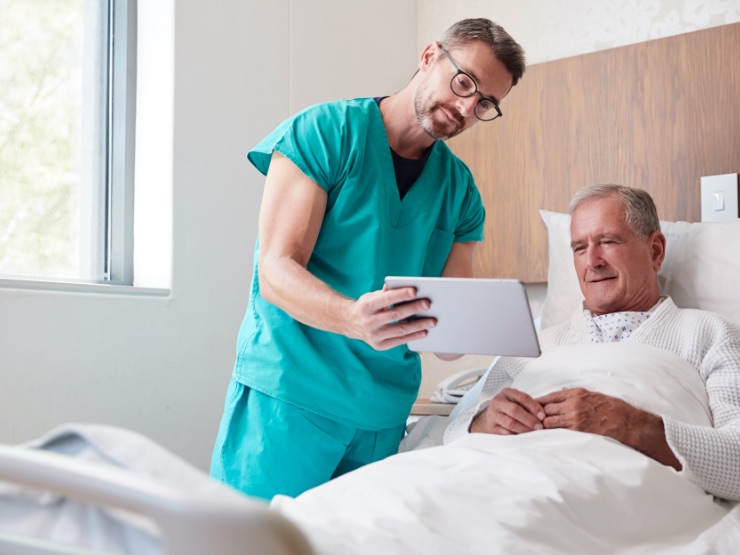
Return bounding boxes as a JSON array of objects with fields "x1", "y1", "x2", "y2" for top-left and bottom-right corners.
[{"x1": 445, "y1": 184, "x2": 740, "y2": 501}]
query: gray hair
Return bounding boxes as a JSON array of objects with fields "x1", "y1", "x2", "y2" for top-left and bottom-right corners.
[
  {"x1": 569, "y1": 184, "x2": 661, "y2": 239},
  {"x1": 439, "y1": 18, "x2": 526, "y2": 86}
]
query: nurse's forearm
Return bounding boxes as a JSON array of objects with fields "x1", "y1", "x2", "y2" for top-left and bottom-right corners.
[
  {"x1": 259, "y1": 254, "x2": 355, "y2": 336},
  {"x1": 260, "y1": 255, "x2": 435, "y2": 350}
]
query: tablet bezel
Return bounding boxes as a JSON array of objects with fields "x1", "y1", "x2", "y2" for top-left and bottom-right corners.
[{"x1": 384, "y1": 276, "x2": 541, "y2": 357}]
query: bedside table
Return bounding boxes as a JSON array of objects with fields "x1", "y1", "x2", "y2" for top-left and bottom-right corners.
[{"x1": 410, "y1": 398, "x2": 454, "y2": 417}]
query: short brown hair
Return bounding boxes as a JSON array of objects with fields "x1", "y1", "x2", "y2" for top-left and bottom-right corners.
[{"x1": 439, "y1": 18, "x2": 526, "y2": 86}]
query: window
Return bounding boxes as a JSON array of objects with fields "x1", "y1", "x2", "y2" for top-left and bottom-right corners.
[{"x1": 0, "y1": 0, "x2": 136, "y2": 285}]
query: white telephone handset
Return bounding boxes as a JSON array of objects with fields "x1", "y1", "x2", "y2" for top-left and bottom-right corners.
[{"x1": 431, "y1": 367, "x2": 487, "y2": 403}]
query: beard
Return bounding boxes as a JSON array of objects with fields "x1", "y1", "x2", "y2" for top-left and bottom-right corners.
[{"x1": 413, "y1": 92, "x2": 466, "y2": 141}]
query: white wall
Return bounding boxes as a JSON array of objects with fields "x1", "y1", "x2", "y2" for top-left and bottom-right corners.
[
  {"x1": 418, "y1": 0, "x2": 740, "y2": 64},
  {"x1": 0, "y1": 0, "x2": 417, "y2": 471}
]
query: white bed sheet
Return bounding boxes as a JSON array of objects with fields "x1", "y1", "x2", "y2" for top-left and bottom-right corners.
[
  {"x1": 272, "y1": 343, "x2": 740, "y2": 554},
  {"x1": 273, "y1": 430, "x2": 740, "y2": 555}
]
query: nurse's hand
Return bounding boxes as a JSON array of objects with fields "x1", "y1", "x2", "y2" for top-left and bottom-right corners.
[{"x1": 347, "y1": 286, "x2": 437, "y2": 351}]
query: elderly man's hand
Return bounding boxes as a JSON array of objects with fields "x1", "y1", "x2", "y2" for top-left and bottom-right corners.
[
  {"x1": 536, "y1": 387, "x2": 682, "y2": 470},
  {"x1": 536, "y1": 387, "x2": 638, "y2": 440},
  {"x1": 470, "y1": 388, "x2": 545, "y2": 435}
]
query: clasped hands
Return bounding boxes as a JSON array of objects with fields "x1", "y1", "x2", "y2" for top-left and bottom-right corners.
[
  {"x1": 470, "y1": 386, "x2": 643, "y2": 445},
  {"x1": 470, "y1": 386, "x2": 681, "y2": 470}
]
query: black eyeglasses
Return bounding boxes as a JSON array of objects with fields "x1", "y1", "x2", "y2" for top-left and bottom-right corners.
[{"x1": 438, "y1": 43, "x2": 502, "y2": 122}]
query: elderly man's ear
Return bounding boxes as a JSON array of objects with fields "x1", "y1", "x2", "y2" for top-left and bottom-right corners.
[{"x1": 651, "y1": 231, "x2": 667, "y2": 271}]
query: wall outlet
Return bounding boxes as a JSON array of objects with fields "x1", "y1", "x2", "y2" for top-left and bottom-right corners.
[{"x1": 701, "y1": 174, "x2": 739, "y2": 222}]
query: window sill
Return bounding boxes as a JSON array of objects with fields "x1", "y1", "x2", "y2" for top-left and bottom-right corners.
[{"x1": 0, "y1": 277, "x2": 170, "y2": 297}]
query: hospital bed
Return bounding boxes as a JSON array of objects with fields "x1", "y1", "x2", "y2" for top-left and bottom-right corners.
[
  {"x1": 0, "y1": 425, "x2": 313, "y2": 555},
  {"x1": 269, "y1": 214, "x2": 740, "y2": 555},
  {"x1": 1, "y1": 215, "x2": 739, "y2": 555}
]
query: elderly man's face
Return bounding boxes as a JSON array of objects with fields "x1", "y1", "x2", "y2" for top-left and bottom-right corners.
[{"x1": 570, "y1": 195, "x2": 665, "y2": 316}]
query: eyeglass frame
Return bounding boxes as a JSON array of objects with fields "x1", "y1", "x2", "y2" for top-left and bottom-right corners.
[{"x1": 437, "y1": 43, "x2": 503, "y2": 122}]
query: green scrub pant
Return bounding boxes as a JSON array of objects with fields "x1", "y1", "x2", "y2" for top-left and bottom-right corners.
[{"x1": 210, "y1": 379, "x2": 406, "y2": 501}]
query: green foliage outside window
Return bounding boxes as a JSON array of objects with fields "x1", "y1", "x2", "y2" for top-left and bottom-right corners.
[{"x1": 0, "y1": 0, "x2": 84, "y2": 278}]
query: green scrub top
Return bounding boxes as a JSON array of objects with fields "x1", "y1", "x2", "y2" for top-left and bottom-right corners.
[{"x1": 236, "y1": 97, "x2": 485, "y2": 430}]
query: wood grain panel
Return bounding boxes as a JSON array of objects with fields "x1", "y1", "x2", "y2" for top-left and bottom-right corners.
[{"x1": 449, "y1": 23, "x2": 740, "y2": 282}]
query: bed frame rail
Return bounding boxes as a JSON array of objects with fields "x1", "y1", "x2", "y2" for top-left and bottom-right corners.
[{"x1": 0, "y1": 444, "x2": 314, "y2": 555}]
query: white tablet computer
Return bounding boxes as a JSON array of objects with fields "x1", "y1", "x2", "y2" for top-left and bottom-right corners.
[{"x1": 384, "y1": 276, "x2": 541, "y2": 357}]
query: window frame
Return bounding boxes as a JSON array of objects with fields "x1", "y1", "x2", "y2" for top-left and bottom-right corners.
[
  {"x1": 0, "y1": 0, "x2": 138, "y2": 289},
  {"x1": 105, "y1": 0, "x2": 137, "y2": 285}
]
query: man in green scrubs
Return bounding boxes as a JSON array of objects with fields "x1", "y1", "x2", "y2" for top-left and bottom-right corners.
[{"x1": 211, "y1": 18, "x2": 526, "y2": 500}]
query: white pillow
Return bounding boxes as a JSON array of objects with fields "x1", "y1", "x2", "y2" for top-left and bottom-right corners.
[{"x1": 539, "y1": 210, "x2": 740, "y2": 329}]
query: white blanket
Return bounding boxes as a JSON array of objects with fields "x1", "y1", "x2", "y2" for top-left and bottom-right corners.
[
  {"x1": 273, "y1": 344, "x2": 740, "y2": 555},
  {"x1": 509, "y1": 343, "x2": 712, "y2": 427}
]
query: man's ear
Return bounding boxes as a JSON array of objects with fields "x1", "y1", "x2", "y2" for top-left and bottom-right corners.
[
  {"x1": 650, "y1": 231, "x2": 667, "y2": 271},
  {"x1": 419, "y1": 42, "x2": 440, "y2": 72}
]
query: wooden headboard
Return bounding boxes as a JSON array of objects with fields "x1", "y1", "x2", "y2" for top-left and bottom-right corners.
[{"x1": 448, "y1": 23, "x2": 740, "y2": 283}]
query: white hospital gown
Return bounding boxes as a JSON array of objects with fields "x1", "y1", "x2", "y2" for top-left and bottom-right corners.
[{"x1": 443, "y1": 296, "x2": 740, "y2": 501}]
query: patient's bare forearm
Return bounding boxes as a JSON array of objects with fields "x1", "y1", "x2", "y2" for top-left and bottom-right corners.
[
  {"x1": 627, "y1": 411, "x2": 682, "y2": 471},
  {"x1": 537, "y1": 388, "x2": 682, "y2": 470}
]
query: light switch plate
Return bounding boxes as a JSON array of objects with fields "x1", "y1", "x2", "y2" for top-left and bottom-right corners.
[{"x1": 701, "y1": 173, "x2": 739, "y2": 222}]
